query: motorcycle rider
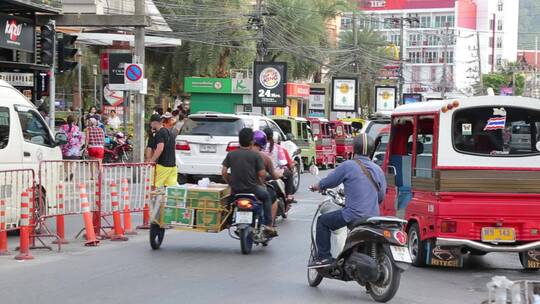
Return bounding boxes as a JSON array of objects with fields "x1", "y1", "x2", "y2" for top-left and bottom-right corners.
[
  {"x1": 263, "y1": 128, "x2": 296, "y2": 203},
  {"x1": 222, "y1": 128, "x2": 277, "y2": 237},
  {"x1": 308, "y1": 134, "x2": 386, "y2": 268}
]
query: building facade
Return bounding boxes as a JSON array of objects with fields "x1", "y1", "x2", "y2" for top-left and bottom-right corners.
[{"x1": 340, "y1": 0, "x2": 519, "y2": 95}]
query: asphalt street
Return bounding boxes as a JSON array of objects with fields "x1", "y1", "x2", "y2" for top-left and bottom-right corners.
[{"x1": 0, "y1": 171, "x2": 538, "y2": 304}]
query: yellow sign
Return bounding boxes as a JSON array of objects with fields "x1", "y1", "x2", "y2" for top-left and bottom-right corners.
[{"x1": 339, "y1": 84, "x2": 349, "y2": 94}]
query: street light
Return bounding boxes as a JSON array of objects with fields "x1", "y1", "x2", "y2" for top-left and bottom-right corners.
[{"x1": 92, "y1": 64, "x2": 98, "y2": 107}]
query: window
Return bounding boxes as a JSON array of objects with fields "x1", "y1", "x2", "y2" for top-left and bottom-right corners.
[
  {"x1": 275, "y1": 119, "x2": 292, "y2": 136},
  {"x1": 497, "y1": 37, "x2": 503, "y2": 48},
  {"x1": 497, "y1": 20, "x2": 503, "y2": 31},
  {"x1": 489, "y1": 54, "x2": 494, "y2": 65},
  {"x1": 17, "y1": 108, "x2": 53, "y2": 147},
  {"x1": 489, "y1": 37, "x2": 494, "y2": 48},
  {"x1": 390, "y1": 34, "x2": 400, "y2": 45},
  {"x1": 434, "y1": 15, "x2": 453, "y2": 28},
  {"x1": 453, "y1": 106, "x2": 540, "y2": 156},
  {"x1": 489, "y1": 19, "x2": 494, "y2": 30},
  {"x1": 498, "y1": 0, "x2": 503, "y2": 11},
  {"x1": 267, "y1": 120, "x2": 284, "y2": 141},
  {"x1": 0, "y1": 107, "x2": 9, "y2": 149},
  {"x1": 180, "y1": 117, "x2": 244, "y2": 137},
  {"x1": 341, "y1": 17, "x2": 352, "y2": 30},
  {"x1": 496, "y1": 55, "x2": 502, "y2": 66},
  {"x1": 430, "y1": 66, "x2": 437, "y2": 82},
  {"x1": 420, "y1": 16, "x2": 431, "y2": 28}
]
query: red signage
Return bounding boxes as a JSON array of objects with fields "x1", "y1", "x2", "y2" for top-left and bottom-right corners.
[
  {"x1": 286, "y1": 83, "x2": 310, "y2": 98},
  {"x1": 0, "y1": 14, "x2": 34, "y2": 52},
  {"x1": 360, "y1": 0, "x2": 456, "y2": 10}
]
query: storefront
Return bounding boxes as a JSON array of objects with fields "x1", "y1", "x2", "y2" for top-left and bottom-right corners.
[
  {"x1": 272, "y1": 83, "x2": 310, "y2": 117},
  {"x1": 184, "y1": 77, "x2": 252, "y2": 114}
]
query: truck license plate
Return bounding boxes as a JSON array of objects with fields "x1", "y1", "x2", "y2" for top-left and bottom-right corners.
[
  {"x1": 235, "y1": 211, "x2": 252, "y2": 224},
  {"x1": 390, "y1": 246, "x2": 412, "y2": 263},
  {"x1": 200, "y1": 144, "x2": 216, "y2": 153},
  {"x1": 481, "y1": 227, "x2": 515, "y2": 243}
]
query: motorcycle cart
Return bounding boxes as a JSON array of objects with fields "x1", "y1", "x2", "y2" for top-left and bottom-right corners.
[
  {"x1": 272, "y1": 116, "x2": 316, "y2": 170},
  {"x1": 307, "y1": 117, "x2": 337, "y2": 169},
  {"x1": 339, "y1": 117, "x2": 366, "y2": 136},
  {"x1": 330, "y1": 120, "x2": 354, "y2": 162}
]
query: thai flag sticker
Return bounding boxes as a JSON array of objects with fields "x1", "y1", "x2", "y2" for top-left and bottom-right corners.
[{"x1": 484, "y1": 116, "x2": 506, "y2": 131}]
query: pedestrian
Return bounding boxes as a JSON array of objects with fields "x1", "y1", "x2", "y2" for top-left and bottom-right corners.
[
  {"x1": 145, "y1": 114, "x2": 160, "y2": 162},
  {"x1": 60, "y1": 115, "x2": 83, "y2": 160},
  {"x1": 148, "y1": 114, "x2": 178, "y2": 188},
  {"x1": 85, "y1": 117, "x2": 105, "y2": 161},
  {"x1": 153, "y1": 106, "x2": 163, "y2": 116},
  {"x1": 107, "y1": 110, "x2": 122, "y2": 130},
  {"x1": 87, "y1": 106, "x2": 100, "y2": 122}
]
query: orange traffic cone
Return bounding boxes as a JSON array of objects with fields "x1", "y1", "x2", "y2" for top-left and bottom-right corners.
[
  {"x1": 52, "y1": 184, "x2": 69, "y2": 245},
  {"x1": 137, "y1": 178, "x2": 151, "y2": 229},
  {"x1": 15, "y1": 191, "x2": 33, "y2": 260},
  {"x1": 0, "y1": 199, "x2": 9, "y2": 255},
  {"x1": 121, "y1": 178, "x2": 137, "y2": 235},
  {"x1": 109, "y1": 182, "x2": 128, "y2": 241},
  {"x1": 79, "y1": 183, "x2": 99, "y2": 246}
]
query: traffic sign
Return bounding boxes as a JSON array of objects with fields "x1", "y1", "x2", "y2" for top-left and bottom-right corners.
[{"x1": 124, "y1": 63, "x2": 144, "y2": 91}]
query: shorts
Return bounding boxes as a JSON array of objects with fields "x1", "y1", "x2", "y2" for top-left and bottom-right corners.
[
  {"x1": 87, "y1": 147, "x2": 104, "y2": 159},
  {"x1": 155, "y1": 164, "x2": 177, "y2": 188}
]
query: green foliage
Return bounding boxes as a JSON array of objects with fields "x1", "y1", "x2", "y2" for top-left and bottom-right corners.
[{"x1": 483, "y1": 69, "x2": 525, "y2": 96}]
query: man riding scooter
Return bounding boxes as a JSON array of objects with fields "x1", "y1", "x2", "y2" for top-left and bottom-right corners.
[{"x1": 309, "y1": 134, "x2": 386, "y2": 268}]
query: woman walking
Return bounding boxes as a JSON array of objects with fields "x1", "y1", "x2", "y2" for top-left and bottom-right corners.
[
  {"x1": 85, "y1": 118, "x2": 105, "y2": 161},
  {"x1": 60, "y1": 115, "x2": 83, "y2": 160}
]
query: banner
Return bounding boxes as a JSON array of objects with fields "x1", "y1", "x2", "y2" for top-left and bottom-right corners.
[
  {"x1": 402, "y1": 93, "x2": 422, "y2": 104},
  {"x1": 253, "y1": 62, "x2": 287, "y2": 107},
  {"x1": 375, "y1": 86, "x2": 397, "y2": 112},
  {"x1": 0, "y1": 14, "x2": 34, "y2": 53},
  {"x1": 309, "y1": 87, "x2": 326, "y2": 110},
  {"x1": 108, "y1": 53, "x2": 132, "y2": 90},
  {"x1": 331, "y1": 78, "x2": 357, "y2": 112}
]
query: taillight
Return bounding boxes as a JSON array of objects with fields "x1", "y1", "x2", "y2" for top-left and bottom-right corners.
[
  {"x1": 441, "y1": 221, "x2": 457, "y2": 233},
  {"x1": 394, "y1": 231, "x2": 407, "y2": 245},
  {"x1": 226, "y1": 142, "x2": 240, "y2": 152},
  {"x1": 236, "y1": 199, "x2": 253, "y2": 209},
  {"x1": 176, "y1": 140, "x2": 190, "y2": 151}
]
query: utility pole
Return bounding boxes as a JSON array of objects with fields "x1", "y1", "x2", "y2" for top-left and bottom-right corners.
[
  {"x1": 352, "y1": 10, "x2": 360, "y2": 116},
  {"x1": 535, "y1": 36, "x2": 538, "y2": 97},
  {"x1": 398, "y1": 17, "x2": 405, "y2": 105},
  {"x1": 476, "y1": 31, "x2": 483, "y2": 94},
  {"x1": 48, "y1": 20, "x2": 56, "y2": 129},
  {"x1": 93, "y1": 64, "x2": 98, "y2": 107},
  {"x1": 491, "y1": 13, "x2": 496, "y2": 72},
  {"x1": 441, "y1": 23, "x2": 450, "y2": 99},
  {"x1": 255, "y1": 0, "x2": 266, "y2": 115},
  {"x1": 77, "y1": 48, "x2": 82, "y2": 111},
  {"x1": 134, "y1": 0, "x2": 145, "y2": 162}
]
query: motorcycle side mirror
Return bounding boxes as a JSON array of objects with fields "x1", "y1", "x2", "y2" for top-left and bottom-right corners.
[{"x1": 309, "y1": 165, "x2": 319, "y2": 176}]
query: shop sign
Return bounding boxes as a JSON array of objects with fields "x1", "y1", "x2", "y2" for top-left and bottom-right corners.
[
  {"x1": 231, "y1": 78, "x2": 252, "y2": 94},
  {"x1": 309, "y1": 87, "x2": 326, "y2": 110},
  {"x1": 108, "y1": 53, "x2": 133, "y2": 90},
  {"x1": 402, "y1": 93, "x2": 422, "y2": 104},
  {"x1": 185, "y1": 77, "x2": 232, "y2": 94},
  {"x1": 0, "y1": 14, "x2": 34, "y2": 53},
  {"x1": 0, "y1": 72, "x2": 33, "y2": 87},
  {"x1": 253, "y1": 62, "x2": 287, "y2": 107},
  {"x1": 286, "y1": 83, "x2": 310, "y2": 98},
  {"x1": 331, "y1": 78, "x2": 358, "y2": 112},
  {"x1": 375, "y1": 86, "x2": 397, "y2": 112}
]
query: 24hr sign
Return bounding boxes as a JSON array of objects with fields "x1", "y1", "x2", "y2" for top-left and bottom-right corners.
[{"x1": 253, "y1": 62, "x2": 287, "y2": 107}]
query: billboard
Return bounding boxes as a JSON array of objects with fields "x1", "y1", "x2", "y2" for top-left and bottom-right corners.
[
  {"x1": 0, "y1": 14, "x2": 34, "y2": 53},
  {"x1": 253, "y1": 62, "x2": 287, "y2": 107},
  {"x1": 375, "y1": 86, "x2": 397, "y2": 112},
  {"x1": 331, "y1": 78, "x2": 358, "y2": 112},
  {"x1": 402, "y1": 93, "x2": 422, "y2": 104},
  {"x1": 360, "y1": 0, "x2": 455, "y2": 10}
]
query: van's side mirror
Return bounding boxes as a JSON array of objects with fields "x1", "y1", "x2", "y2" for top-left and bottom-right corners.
[{"x1": 55, "y1": 132, "x2": 68, "y2": 146}]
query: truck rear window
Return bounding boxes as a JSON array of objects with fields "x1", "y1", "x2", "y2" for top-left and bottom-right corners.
[
  {"x1": 180, "y1": 118, "x2": 244, "y2": 137},
  {"x1": 453, "y1": 106, "x2": 540, "y2": 156},
  {"x1": 0, "y1": 107, "x2": 9, "y2": 149}
]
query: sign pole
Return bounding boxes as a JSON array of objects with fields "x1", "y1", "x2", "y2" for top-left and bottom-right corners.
[
  {"x1": 134, "y1": 0, "x2": 145, "y2": 163},
  {"x1": 48, "y1": 20, "x2": 56, "y2": 129}
]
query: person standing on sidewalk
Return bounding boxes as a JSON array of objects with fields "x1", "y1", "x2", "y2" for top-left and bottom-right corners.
[
  {"x1": 85, "y1": 118, "x2": 105, "y2": 161},
  {"x1": 149, "y1": 114, "x2": 178, "y2": 188}
]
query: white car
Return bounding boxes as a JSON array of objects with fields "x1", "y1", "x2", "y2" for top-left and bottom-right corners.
[{"x1": 175, "y1": 113, "x2": 301, "y2": 192}]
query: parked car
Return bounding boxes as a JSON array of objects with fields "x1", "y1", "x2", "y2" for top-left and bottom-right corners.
[
  {"x1": 271, "y1": 116, "x2": 316, "y2": 170},
  {"x1": 176, "y1": 113, "x2": 302, "y2": 192}
]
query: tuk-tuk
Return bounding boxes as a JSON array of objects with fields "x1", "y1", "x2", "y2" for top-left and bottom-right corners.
[
  {"x1": 380, "y1": 96, "x2": 540, "y2": 270},
  {"x1": 330, "y1": 120, "x2": 354, "y2": 161},
  {"x1": 339, "y1": 117, "x2": 366, "y2": 136},
  {"x1": 271, "y1": 116, "x2": 316, "y2": 169},
  {"x1": 307, "y1": 117, "x2": 337, "y2": 168},
  {"x1": 372, "y1": 124, "x2": 390, "y2": 166}
]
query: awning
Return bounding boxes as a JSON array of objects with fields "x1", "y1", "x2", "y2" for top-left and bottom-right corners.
[{"x1": 75, "y1": 33, "x2": 182, "y2": 48}]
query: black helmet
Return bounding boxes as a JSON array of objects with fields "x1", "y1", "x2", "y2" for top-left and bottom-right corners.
[{"x1": 354, "y1": 133, "x2": 375, "y2": 157}]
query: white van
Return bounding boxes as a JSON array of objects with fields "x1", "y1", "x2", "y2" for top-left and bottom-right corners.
[{"x1": 0, "y1": 80, "x2": 66, "y2": 228}]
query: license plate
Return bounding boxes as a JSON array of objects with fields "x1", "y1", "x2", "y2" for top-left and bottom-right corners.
[
  {"x1": 235, "y1": 211, "x2": 253, "y2": 224},
  {"x1": 390, "y1": 246, "x2": 412, "y2": 263},
  {"x1": 199, "y1": 144, "x2": 216, "y2": 153},
  {"x1": 481, "y1": 227, "x2": 516, "y2": 243}
]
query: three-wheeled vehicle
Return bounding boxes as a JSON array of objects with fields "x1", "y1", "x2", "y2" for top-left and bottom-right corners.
[
  {"x1": 307, "y1": 117, "x2": 337, "y2": 169},
  {"x1": 330, "y1": 120, "x2": 354, "y2": 161},
  {"x1": 380, "y1": 96, "x2": 540, "y2": 269},
  {"x1": 271, "y1": 116, "x2": 316, "y2": 170},
  {"x1": 339, "y1": 117, "x2": 366, "y2": 136},
  {"x1": 373, "y1": 124, "x2": 391, "y2": 167}
]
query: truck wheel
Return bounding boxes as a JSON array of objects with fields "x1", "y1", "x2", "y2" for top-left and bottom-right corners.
[
  {"x1": 408, "y1": 223, "x2": 427, "y2": 267},
  {"x1": 149, "y1": 224, "x2": 165, "y2": 250},
  {"x1": 519, "y1": 251, "x2": 540, "y2": 271},
  {"x1": 177, "y1": 174, "x2": 188, "y2": 185}
]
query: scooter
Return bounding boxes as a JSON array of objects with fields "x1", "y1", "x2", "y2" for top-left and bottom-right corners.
[
  {"x1": 307, "y1": 166, "x2": 411, "y2": 303},
  {"x1": 104, "y1": 132, "x2": 132, "y2": 163},
  {"x1": 230, "y1": 194, "x2": 274, "y2": 254}
]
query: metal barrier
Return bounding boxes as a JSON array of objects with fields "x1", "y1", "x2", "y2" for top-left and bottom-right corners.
[
  {"x1": 101, "y1": 163, "x2": 154, "y2": 216},
  {"x1": 0, "y1": 169, "x2": 35, "y2": 230}
]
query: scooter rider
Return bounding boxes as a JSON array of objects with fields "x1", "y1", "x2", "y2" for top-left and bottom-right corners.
[
  {"x1": 308, "y1": 134, "x2": 387, "y2": 268},
  {"x1": 263, "y1": 128, "x2": 296, "y2": 203},
  {"x1": 222, "y1": 128, "x2": 277, "y2": 237}
]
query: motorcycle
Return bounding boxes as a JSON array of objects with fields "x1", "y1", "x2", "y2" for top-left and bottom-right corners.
[
  {"x1": 307, "y1": 166, "x2": 411, "y2": 303},
  {"x1": 104, "y1": 132, "x2": 132, "y2": 163},
  {"x1": 231, "y1": 193, "x2": 274, "y2": 254}
]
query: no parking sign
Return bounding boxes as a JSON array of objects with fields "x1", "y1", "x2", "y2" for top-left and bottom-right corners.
[{"x1": 124, "y1": 63, "x2": 144, "y2": 91}]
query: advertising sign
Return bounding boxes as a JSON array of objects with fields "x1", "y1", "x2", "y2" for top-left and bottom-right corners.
[
  {"x1": 0, "y1": 14, "x2": 34, "y2": 53},
  {"x1": 402, "y1": 93, "x2": 422, "y2": 104},
  {"x1": 185, "y1": 77, "x2": 232, "y2": 94},
  {"x1": 331, "y1": 78, "x2": 357, "y2": 112},
  {"x1": 253, "y1": 62, "x2": 287, "y2": 107},
  {"x1": 375, "y1": 86, "x2": 397, "y2": 112},
  {"x1": 309, "y1": 87, "x2": 326, "y2": 110},
  {"x1": 231, "y1": 78, "x2": 252, "y2": 94},
  {"x1": 108, "y1": 53, "x2": 132, "y2": 89}
]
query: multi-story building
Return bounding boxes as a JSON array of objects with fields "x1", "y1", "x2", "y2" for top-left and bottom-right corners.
[{"x1": 340, "y1": 0, "x2": 519, "y2": 96}]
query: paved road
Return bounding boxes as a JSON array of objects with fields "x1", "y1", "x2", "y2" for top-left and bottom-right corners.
[{"x1": 0, "y1": 171, "x2": 538, "y2": 304}]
